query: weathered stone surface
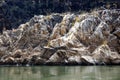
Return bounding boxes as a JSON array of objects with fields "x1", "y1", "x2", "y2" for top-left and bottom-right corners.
[
  {"x1": 4, "y1": 57, "x2": 15, "y2": 64},
  {"x1": 81, "y1": 56, "x2": 95, "y2": 64},
  {"x1": 0, "y1": 9, "x2": 120, "y2": 65}
]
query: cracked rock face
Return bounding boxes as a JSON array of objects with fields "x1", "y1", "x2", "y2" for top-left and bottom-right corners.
[{"x1": 0, "y1": 10, "x2": 120, "y2": 65}]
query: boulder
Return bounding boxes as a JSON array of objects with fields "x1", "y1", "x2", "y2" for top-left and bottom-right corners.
[{"x1": 81, "y1": 56, "x2": 95, "y2": 64}]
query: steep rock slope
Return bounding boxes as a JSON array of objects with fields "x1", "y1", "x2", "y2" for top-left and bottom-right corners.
[{"x1": 0, "y1": 9, "x2": 120, "y2": 65}]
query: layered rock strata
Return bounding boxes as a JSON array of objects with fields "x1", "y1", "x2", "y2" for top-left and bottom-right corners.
[{"x1": 0, "y1": 9, "x2": 120, "y2": 65}]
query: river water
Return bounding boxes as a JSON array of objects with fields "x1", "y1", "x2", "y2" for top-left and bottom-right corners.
[{"x1": 0, "y1": 66, "x2": 119, "y2": 80}]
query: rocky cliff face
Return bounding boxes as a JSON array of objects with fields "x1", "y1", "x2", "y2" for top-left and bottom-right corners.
[{"x1": 0, "y1": 9, "x2": 120, "y2": 65}]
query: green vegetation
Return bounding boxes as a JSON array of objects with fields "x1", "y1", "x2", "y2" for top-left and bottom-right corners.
[{"x1": 0, "y1": 0, "x2": 120, "y2": 32}]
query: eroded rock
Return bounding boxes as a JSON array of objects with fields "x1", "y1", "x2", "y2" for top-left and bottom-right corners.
[{"x1": 0, "y1": 9, "x2": 120, "y2": 65}]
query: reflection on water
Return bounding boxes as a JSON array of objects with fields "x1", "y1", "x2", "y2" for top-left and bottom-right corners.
[{"x1": 0, "y1": 66, "x2": 120, "y2": 80}]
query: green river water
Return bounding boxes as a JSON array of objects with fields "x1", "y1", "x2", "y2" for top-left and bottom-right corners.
[{"x1": 0, "y1": 66, "x2": 119, "y2": 80}]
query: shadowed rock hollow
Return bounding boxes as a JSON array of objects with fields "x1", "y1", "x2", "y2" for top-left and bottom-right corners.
[{"x1": 0, "y1": 9, "x2": 120, "y2": 65}]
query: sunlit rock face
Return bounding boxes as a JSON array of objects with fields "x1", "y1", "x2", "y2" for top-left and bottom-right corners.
[{"x1": 0, "y1": 9, "x2": 120, "y2": 65}]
